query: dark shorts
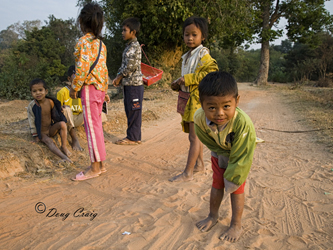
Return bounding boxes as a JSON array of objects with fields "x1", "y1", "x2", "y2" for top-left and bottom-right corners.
[{"x1": 211, "y1": 156, "x2": 245, "y2": 194}]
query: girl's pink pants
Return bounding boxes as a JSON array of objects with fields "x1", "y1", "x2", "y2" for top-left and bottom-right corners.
[{"x1": 81, "y1": 85, "x2": 106, "y2": 162}]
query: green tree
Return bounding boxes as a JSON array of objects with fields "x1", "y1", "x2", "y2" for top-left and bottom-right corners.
[
  {"x1": 18, "y1": 26, "x2": 66, "y2": 76},
  {"x1": 282, "y1": 32, "x2": 333, "y2": 84},
  {"x1": 268, "y1": 46, "x2": 288, "y2": 82},
  {"x1": 0, "y1": 26, "x2": 66, "y2": 99},
  {"x1": 314, "y1": 32, "x2": 333, "y2": 80},
  {"x1": 272, "y1": 39, "x2": 293, "y2": 54},
  {"x1": 211, "y1": 46, "x2": 260, "y2": 82},
  {"x1": 9, "y1": 20, "x2": 42, "y2": 39},
  {"x1": 46, "y1": 15, "x2": 81, "y2": 67},
  {"x1": 77, "y1": 0, "x2": 256, "y2": 76},
  {"x1": 235, "y1": 49, "x2": 261, "y2": 82},
  {"x1": 0, "y1": 27, "x2": 19, "y2": 50},
  {"x1": 253, "y1": 0, "x2": 333, "y2": 85},
  {"x1": 284, "y1": 41, "x2": 316, "y2": 82}
]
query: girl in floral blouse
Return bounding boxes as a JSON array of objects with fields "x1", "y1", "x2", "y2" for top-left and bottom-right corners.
[{"x1": 70, "y1": 2, "x2": 110, "y2": 181}]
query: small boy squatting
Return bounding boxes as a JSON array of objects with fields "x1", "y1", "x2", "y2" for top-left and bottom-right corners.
[
  {"x1": 27, "y1": 78, "x2": 72, "y2": 162},
  {"x1": 194, "y1": 71, "x2": 256, "y2": 242}
]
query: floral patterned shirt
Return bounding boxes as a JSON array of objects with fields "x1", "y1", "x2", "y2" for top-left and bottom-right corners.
[{"x1": 72, "y1": 33, "x2": 108, "y2": 92}]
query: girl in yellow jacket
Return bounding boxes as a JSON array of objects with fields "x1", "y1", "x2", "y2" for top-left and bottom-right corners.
[{"x1": 170, "y1": 16, "x2": 219, "y2": 182}]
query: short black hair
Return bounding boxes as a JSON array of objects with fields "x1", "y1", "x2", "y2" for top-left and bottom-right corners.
[
  {"x1": 183, "y1": 16, "x2": 208, "y2": 41},
  {"x1": 122, "y1": 17, "x2": 141, "y2": 36},
  {"x1": 29, "y1": 78, "x2": 47, "y2": 91},
  {"x1": 67, "y1": 65, "x2": 75, "y2": 77},
  {"x1": 199, "y1": 71, "x2": 238, "y2": 103}
]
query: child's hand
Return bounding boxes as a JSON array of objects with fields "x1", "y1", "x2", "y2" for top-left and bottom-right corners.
[
  {"x1": 112, "y1": 75, "x2": 122, "y2": 87},
  {"x1": 171, "y1": 77, "x2": 184, "y2": 91},
  {"x1": 171, "y1": 81, "x2": 180, "y2": 91},
  {"x1": 112, "y1": 78, "x2": 119, "y2": 87},
  {"x1": 69, "y1": 88, "x2": 78, "y2": 99},
  {"x1": 104, "y1": 94, "x2": 110, "y2": 103},
  {"x1": 178, "y1": 77, "x2": 185, "y2": 85},
  {"x1": 61, "y1": 105, "x2": 70, "y2": 112}
]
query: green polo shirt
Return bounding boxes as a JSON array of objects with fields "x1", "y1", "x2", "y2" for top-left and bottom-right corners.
[{"x1": 194, "y1": 107, "x2": 256, "y2": 185}]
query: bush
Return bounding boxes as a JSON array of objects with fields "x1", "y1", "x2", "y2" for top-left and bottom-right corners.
[{"x1": 316, "y1": 77, "x2": 333, "y2": 87}]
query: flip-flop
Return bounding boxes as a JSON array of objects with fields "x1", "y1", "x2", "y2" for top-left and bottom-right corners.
[
  {"x1": 114, "y1": 138, "x2": 141, "y2": 145},
  {"x1": 71, "y1": 171, "x2": 100, "y2": 181},
  {"x1": 84, "y1": 166, "x2": 107, "y2": 174}
]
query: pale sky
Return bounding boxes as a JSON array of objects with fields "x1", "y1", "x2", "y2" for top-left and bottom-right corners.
[
  {"x1": 1, "y1": 0, "x2": 332, "y2": 49},
  {"x1": 0, "y1": 0, "x2": 80, "y2": 31}
]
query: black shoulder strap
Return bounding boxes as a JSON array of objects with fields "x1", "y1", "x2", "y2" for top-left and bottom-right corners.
[
  {"x1": 88, "y1": 40, "x2": 102, "y2": 75},
  {"x1": 76, "y1": 40, "x2": 102, "y2": 99}
]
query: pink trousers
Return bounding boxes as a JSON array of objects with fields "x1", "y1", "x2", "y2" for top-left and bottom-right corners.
[{"x1": 81, "y1": 85, "x2": 106, "y2": 162}]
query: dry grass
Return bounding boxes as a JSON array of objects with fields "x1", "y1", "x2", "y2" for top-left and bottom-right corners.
[{"x1": 265, "y1": 83, "x2": 333, "y2": 153}]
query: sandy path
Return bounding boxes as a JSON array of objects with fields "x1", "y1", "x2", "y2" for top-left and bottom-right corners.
[{"x1": 0, "y1": 83, "x2": 332, "y2": 250}]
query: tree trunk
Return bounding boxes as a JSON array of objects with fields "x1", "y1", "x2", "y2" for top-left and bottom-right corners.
[
  {"x1": 255, "y1": 40, "x2": 270, "y2": 85},
  {"x1": 255, "y1": 2, "x2": 271, "y2": 86}
]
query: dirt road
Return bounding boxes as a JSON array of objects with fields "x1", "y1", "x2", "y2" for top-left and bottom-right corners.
[{"x1": 0, "y1": 83, "x2": 332, "y2": 249}]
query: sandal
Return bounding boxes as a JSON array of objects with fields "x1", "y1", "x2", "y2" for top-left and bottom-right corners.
[
  {"x1": 71, "y1": 171, "x2": 100, "y2": 181},
  {"x1": 114, "y1": 138, "x2": 141, "y2": 145}
]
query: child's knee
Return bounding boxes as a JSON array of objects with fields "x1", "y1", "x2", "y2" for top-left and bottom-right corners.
[
  {"x1": 41, "y1": 135, "x2": 53, "y2": 145},
  {"x1": 60, "y1": 121, "x2": 67, "y2": 130}
]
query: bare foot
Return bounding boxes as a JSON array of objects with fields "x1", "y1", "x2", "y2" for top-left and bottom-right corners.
[
  {"x1": 100, "y1": 165, "x2": 107, "y2": 173},
  {"x1": 71, "y1": 139, "x2": 83, "y2": 151},
  {"x1": 84, "y1": 165, "x2": 106, "y2": 174},
  {"x1": 83, "y1": 168, "x2": 101, "y2": 178},
  {"x1": 168, "y1": 172, "x2": 193, "y2": 182},
  {"x1": 219, "y1": 224, "x2": 242, "y2": 242},
  {"x1": 196, "y1": 215, "x2": 218, "y2": 232},
  {"x1": 61, "y1": 146, "x2": 72, "y2": 157},
  {"x1": 193, "y1": 163, "x2": 204, "y2": 172},
  {"x1": 83, "y1": 165, "x2": 107, "y2": 174}
]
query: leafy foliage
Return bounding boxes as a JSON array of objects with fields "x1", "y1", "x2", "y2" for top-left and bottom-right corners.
[
  {"x1": 211, "y1": 46, "x2": 260, "y2": 82},
  {"x1": 285, "y1": 0, "x2": 333, "y2": 46},
  {"x1": 77, "y1": 0, "x2": 256, "y2": 77},
  {"x1": 0, "y1": 16, "x2": 80, "y2": 99},
  {"x1": 252, "y1": 0, "x2": 333, "y2": 85},
  {"x1": 0, "y1": 28, "x2": 19, "y2": 50},
  {"x1": 46, "y1": 15, "x2": 81, "y2": 68}
]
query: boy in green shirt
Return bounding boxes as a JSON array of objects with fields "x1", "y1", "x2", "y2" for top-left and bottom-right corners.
[{"x1": 194, "y1": 71, "x2": 256, "y2": 242}]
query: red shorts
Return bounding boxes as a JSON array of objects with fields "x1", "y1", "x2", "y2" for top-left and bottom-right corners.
[{"x1": 211, "y1": 156, "x2": 245, "y2": 194}]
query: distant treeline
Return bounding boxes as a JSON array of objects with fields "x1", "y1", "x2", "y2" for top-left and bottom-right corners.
[
  {"x1": 0, "y1": 13, "x2": 332, "y2": 99},
  {"x1": 212, "y1": 35, "x2": 333, "y2": 86}
]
